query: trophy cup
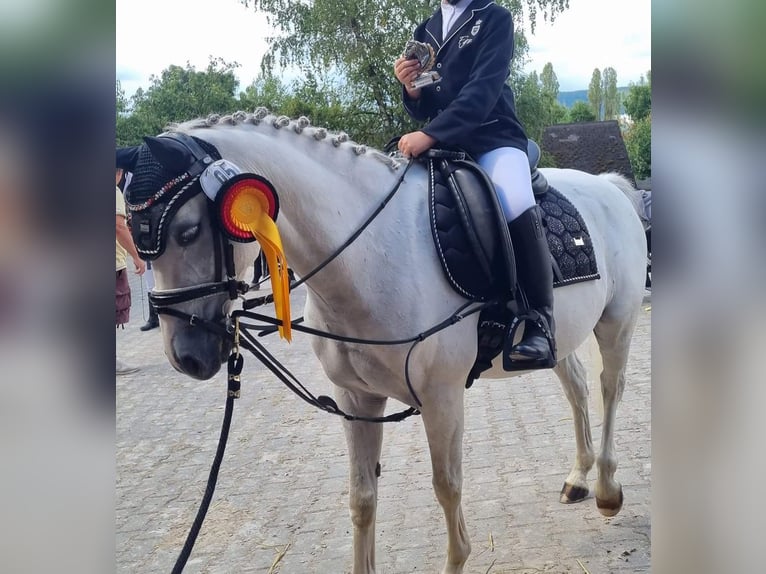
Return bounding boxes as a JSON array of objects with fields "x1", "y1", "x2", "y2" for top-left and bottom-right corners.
[{"x1": 403, "y1": 40, "x2": 441, "y2": 89}]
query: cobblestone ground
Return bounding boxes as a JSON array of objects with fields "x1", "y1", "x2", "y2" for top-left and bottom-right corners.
[{"x1": 117, "y1": 269, "x2": 651, "y2": 573}]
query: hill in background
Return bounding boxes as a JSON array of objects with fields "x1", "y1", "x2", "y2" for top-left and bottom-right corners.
[{"x1": 557, "y1": 87, "x2": 631, "y2": 109}]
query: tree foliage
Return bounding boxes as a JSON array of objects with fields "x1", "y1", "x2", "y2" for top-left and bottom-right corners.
[
  {"x1": 513, "y1": 71, "x2": 546, "y2": 143},
  {"x1": 240, "y1": 0, "x2": 570, "y2": 146},
  {"x1": 239, "y1": 72, "x2": 348, "y2": 132},
  {"x1": 117, "y1": 2, "x2": 580, "y2": 150},
  {"x1": 623, "y1": 71, "x2": 651, "y2": 178},
  {"x1": 587, "y1": 68, "x2": 602, "y2": 121},
  {"x1": 623, "y1": 73, "x2": 651, "y2": 121},
  {"x1": 540, "y1": 62, "x2": 559, "y2": 101},
  {"x1": 538, "y1": 61, "x2": 565, "y2": 127},
  {"x1": 513, "y1": 63, "x2": 567, "y2": 145},
  {"x1": 116, "y1": 58, "x2": 241, "y2": 146},
  {"x1": 624, "y1": 115, "x2": 651, "y2": 179},
  {"x1": 601, "y1": 66, "x2": 619, "y2": 120},
  {"x1": 568, "y1": 100, "x2": 596, "y2": 123}
]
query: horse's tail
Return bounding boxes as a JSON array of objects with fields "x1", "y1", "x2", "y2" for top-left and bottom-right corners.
[{"x1": 598, "y1": 172, "x2": 650, "y2": 230}]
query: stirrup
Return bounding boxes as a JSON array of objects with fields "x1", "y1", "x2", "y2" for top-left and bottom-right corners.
[{"x1": 502, "y1": 311, "x2": 556, "y2": 371}]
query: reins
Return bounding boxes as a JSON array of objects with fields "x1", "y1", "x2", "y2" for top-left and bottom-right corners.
[
  {"x1": 284, "y1": 158, "x2": 413, "y2": 291},
  {"x1": 161, "y1": 154, "x2": 499, "y2": 573},
  {"x1": 232, "y1": 297, "x2": 493, "y2": 415}
]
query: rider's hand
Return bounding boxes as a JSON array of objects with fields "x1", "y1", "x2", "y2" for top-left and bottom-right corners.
[
  {"x1": 394, "y1": 56, "x2": 422, "y2": 100},
  {"x1": 398, "y1": 131, "x2": 437, "y2": 158}
]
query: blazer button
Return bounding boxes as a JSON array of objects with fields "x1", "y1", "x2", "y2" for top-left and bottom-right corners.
[
  {"x1": 436, "y1": 63, "x2": 442, "y2": 69},
  {"x1": 436, "y1": 86, "x2": 441, "y2": 92}
]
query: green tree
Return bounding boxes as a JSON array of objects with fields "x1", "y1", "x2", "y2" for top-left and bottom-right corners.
[
  {"x1": 540, "y1": 62, "x2": 559, "y2": 101},
  {"x1": 550, "y1": 101, "x2": 569, "y2": 124},
  {"x1": 602, "y1": 66, "x2": 619, "y2": 120},
  {"x1": 241, "y1": 0, "x2": 571, "y2": 147},
  {"x1": 587, "y1": 68, "x2": 602, "y2": 120},
  {"x1": 240, "y1": 71, "x2": 348, "y2": 132},
  {"x1": 513, "y1": 71, "x2": 547, "y2": 143},
  {"x1": 568, "y1": 100, "x2": 596, "y2": 123},
  {"x1": 117, "y1": 58, "x2": 242, "y2": 145},
  {"x1": 539, "y1": 61, "x2": 560, "y2": 127},
  {"x1": 116, "y1": 80, "x2": 128, "y2": 115},
  {"x1": 624, "y1": 114, "x2": 651, "y2": 179},
  {"x1": 623, "y1": 71, "x2": 651, "y2": 178},
  {"x1": 623, "y1": 73, "x2": 651, "y2": 121}
]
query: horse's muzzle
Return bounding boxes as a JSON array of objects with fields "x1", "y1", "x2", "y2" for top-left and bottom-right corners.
[{"x1": 170, "y1": 326, "x2": 231, "y2": 380}]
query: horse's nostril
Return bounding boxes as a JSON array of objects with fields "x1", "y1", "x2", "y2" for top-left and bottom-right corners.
[
  {"x1": 179, "y1": 354, "x2": 205, "y2": 379},
  {"x1": 176, "y1": 352, "x2": 221, "y2": 380},
  {"x1": 171, "y1": 330, "x2": 224, "y2": 380}
]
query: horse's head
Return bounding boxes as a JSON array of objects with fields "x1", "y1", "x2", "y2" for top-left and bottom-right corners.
[{"x1": 122, "y1": 133, "x2": 256, "y2": 380}]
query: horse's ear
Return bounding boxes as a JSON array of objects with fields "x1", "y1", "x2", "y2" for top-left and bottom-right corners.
[{"x1": 143, "y1": 136, "x2": 194, "y2": 174}]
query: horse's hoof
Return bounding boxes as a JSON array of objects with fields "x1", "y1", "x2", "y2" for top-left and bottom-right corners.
[
  {"x1": 596, "y1": 488, "x2": 624, "y2": 517},
  {"x1": 560, "y1": 482, "x2": 589, "y2": 504}
]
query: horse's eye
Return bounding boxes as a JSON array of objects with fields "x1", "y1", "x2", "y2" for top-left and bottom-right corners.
[{"x1": 177, "y1": 224, "x2": 200, "y2": 246}]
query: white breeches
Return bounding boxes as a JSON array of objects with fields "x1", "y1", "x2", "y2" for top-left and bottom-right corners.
[{"x1": 477, "y1": 146, "x2": 535, "y2": 223}]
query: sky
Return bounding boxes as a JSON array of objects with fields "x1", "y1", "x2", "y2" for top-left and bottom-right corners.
[{"x1": 116, "y1": 0, "x2": 651, "y2": 99}]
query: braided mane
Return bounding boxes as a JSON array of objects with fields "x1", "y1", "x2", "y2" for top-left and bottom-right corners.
[{"x1": 165, "y1": 107, "x2": 403, "y2": 170}]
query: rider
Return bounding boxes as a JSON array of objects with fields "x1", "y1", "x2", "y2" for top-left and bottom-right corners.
[{"x1": 394, "y1": 0, "x2": 556, "y2": 367}]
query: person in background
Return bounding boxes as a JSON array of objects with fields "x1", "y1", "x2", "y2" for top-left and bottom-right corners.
[
  {"x1": 116, "y1": 167, "x2": 146, "y2": 374},
  {"x1": 116, "y1": 148, "x2": 159, "y2": 331},
  {"x1": 139, "y1": 262, "x2": 159, "y2": 330},
  {"x1": 394, "y1": 0, "x2": 556, "y2": 368},
  {"x1": 251, "y1": 250, "x2": 296, "y2": 290},
  {"x1": 641, "y1": 188, "x2": 651, "y2": 289}
]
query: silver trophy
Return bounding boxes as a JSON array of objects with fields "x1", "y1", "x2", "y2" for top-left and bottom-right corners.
[{"x1": 403, "y1": 40, "x2": 441, "y2": 89}]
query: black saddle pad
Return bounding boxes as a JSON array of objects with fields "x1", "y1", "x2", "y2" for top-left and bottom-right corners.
[
  {"x1": 539, "y1": 188, "x2": 600, "y2": 286},
  {"x1": 426, "y1": 162, "x2": 601, "y2": 386},
  {"x1": 430, "y1": 168, "x2": 599, "y2": 296}
]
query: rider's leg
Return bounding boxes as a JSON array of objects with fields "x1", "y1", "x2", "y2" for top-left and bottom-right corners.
[
  {"x1": 140, "y1": 262, "x2": 159, "y2": 331},
  {"x1": 478, "y1": 147, "x2": 556, "y2": 365}
]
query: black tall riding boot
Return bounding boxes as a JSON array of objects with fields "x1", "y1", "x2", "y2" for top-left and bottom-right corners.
[
  {"x1": 140, "y1": 300, "x2": 159, "y2": 331},
  {"x1": 504, "y1": 206, "x2": 556, "y2": 368}
]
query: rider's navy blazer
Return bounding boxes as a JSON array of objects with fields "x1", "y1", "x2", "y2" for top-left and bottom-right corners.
[{"x1": 403, "y1": 0, "x2": 528, "y2": 158}]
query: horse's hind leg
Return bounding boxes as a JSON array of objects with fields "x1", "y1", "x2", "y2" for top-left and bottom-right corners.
[
  {"x1": 592, "y1": 312, "x2": 639, "y2": 517},
  {"x1": 337, "y1": 388, "x2": 387, "y2": 574},
  {"x1": 554, "y1": 353, "x2": 596, "y2": 503},
  {"x1": 421, "y1": 389, "x2": 471, "y2": 574}
]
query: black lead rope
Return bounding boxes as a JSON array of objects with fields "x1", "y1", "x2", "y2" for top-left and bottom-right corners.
[
  {"x1": 167, "y1": 301, "x2": 492, "y2": 572},
  {"x1": 162, "y1": 157, "x2": 486, "y2": 570},
  {"x1": 171, "y1": 352, "x2": 242, "y2": 574}
]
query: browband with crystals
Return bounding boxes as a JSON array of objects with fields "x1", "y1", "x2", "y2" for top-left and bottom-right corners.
[{"x1": 126, "y1": 172, "x2": 191, "y2": 212}]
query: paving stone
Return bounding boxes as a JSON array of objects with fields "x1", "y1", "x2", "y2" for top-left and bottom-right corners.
[{"x1": 117, "y1": 271, "x2": 651, "y2": 572}]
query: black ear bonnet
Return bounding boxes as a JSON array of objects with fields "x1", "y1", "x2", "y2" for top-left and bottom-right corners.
[{"x1": 123, "y1": 134, "x2": 221, "y2": 260}]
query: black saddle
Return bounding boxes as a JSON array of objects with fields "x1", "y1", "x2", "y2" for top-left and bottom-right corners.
[
  {"x1": 424, "y1": 140, "x2": 552, "y2": 302},
  {"x1": 384, "y1": 137, "x2": 599, "y2": 385}
]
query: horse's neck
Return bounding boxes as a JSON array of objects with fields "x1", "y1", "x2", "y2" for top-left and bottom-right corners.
[{"x1": 199, "y1": 124, "x2": 404, "y2": 294}]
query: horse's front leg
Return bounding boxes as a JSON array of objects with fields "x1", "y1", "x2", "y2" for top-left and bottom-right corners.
[
  {"x1": 336, "y1": 387, "x2": 387, "y2": 574},
  {"x1": 421, "y1": 387, "x2": 471, "y2": 574},
  {"x1": 554, "y1": 353, "x2": 596, "y2": 503}
]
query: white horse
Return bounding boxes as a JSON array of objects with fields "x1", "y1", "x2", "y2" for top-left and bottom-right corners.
[{"x1": 124, "y1": 110, "x2": 647, "y2": 574}]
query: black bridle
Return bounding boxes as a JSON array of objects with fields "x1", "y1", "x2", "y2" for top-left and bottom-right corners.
[
  {"x1": 152, "y1": 152, "x2": 496, "y2": 574},
  {"x1": 146, "y1": 155, "x2": 496, "y2": 420}
]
